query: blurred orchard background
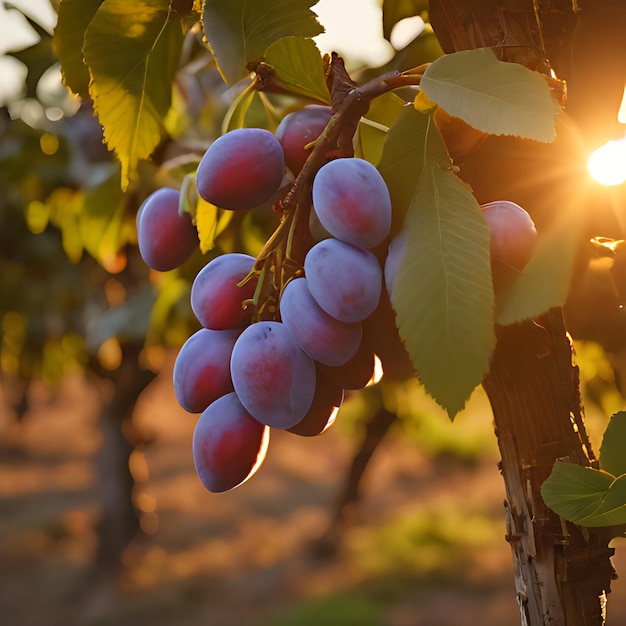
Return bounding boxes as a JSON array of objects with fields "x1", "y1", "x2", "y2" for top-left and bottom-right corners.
[{"x1": 2, "y1": 1, "x2": 626, "y2": 625}]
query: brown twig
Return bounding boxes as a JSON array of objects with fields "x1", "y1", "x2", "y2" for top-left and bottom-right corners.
[{"x1": 247, "y1": 61, "x2": 425, "y2": 320}]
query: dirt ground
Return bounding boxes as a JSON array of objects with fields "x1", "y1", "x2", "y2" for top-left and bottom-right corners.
[{"x1": 2, "y1": 355, "x2": 626, "y2": 626}]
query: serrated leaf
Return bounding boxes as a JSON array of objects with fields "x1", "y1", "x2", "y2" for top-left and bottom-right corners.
[
  {"x1": 84, "y1": 0, "x2": 185, "y2": 190},
  {"x1": 494, "y1": 207, "x2": 582, "y2": 325},
  {"x1": 541, "y1": 460, "x2": 626, "y2": 528},
  {"x1": 390, "y1": 119, "x2": 495, "y2": 418},
  {"x1": 600, "y1": 411, "x2": 626, "y2": 477},
  {"x1": 420, "y1": 48, "x2": 555, "y2": 142},
  {"x1": 378, "y1": 105, "x2": 430, "y2": 232},
  {"x1": 202, "y1": 0, "x2": 323, "y2": 85},
  {"x1": 382, "y1": 0, "x2": 429, "y2": 41},
  {"x1": 264, "y1": 37, "x2": 330, "y2": 103},
  {"x1": 53, "y1": 0, "x2": 103, "y2": 97}
]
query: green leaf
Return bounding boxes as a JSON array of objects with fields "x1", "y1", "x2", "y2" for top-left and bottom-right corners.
[
  {"x1": 368, "y1": 91, "x2": 406, "y2": 128},
  {"x1": 494, "y1": 206, "x2": 582, "y2": 325},
  {"x1": 356, "y1": 118, "x2": 388, "y2": 167},
  {"x1": 600, "y1": 411, "x2": 626, "y2": 477},
  {"x1": 264, "y1": 37, "x2": 330, "y2": 103},
  {"x1": 356, "y1": 92, "x2": 406, "y2": 166},
  {"x1": 420, "y1": 48, "x2": 556, "y2": 142},
  {"x1": 45, "y1": 187, "x2": 85, "y2": 263},
  {"x1": 390, "y1": 119, "x2": 495, "y2": 418},
  {"x1": 541, "y1": 460, "x2": 626, "y2": 528},
  {"x1": 222, "y1": 81, "x2": 258, "y2": 132},
  {"x1": 378, "y1": 105, "x2": 430, "y2": 233},
  {"x1": 53, "y1": 0, "x2": 104, "y2": 97},
  {"x1": 382, "y1": 0, "x2": 429, "y2": 41},
  {"x1": 79, "y1": 166, "x2": 130, "y2": 266},
  {"x1": 84, "y1": 0, "x2": 185, "y2": 190},
  {"x1": 202, "y1": 0, "x2": 323, "y2": 85}
]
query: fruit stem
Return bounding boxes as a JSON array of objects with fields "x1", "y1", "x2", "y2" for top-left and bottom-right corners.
[{"x1": 247, "y1": 64, "x2": 426, "y2": 320}]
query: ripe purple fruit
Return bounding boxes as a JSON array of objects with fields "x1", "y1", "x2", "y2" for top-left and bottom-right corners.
[
  {"x1": 279, "y1": 277, "x2": 362, "y2": 367},
  {"x1": 312, "y1": 157, "x2": 392, "y2": 249},
  {"x1": 275, "y1": 105, "x2": 333, "y2": 175},
  {"x1": 318, "y1": 340, "x2": 376, "y2": 390},
  {"x1": 192, "y1": 392, "x2": 269, "y2": 493},
  {"x1": 480, "y1": 200, "x2": 537, "y2": 289},
  {"x1": 173, "y1": 328, "x2": 239, "y2": 413},
  {"x1": 191, "y1": 253, "x2": 257, "y2": 330},
  {"x1": 137, "y1": 188, "x2": 198, "y2": 271},
  {"x1": 230, "y1": 321, "x2": 316, "y2": 430},
  {"x1": 287, "y1": 372, "x2": 343, "y2": 437},
  {"x1": 196, "y1": 128, "x2": 285, "y2": 211},
  {"x1": 304, "y1": 238, "x2": 383, "y2": 323}
]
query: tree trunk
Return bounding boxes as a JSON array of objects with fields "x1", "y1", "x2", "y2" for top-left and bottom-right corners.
[
  {"x1": 91, "y1": 342, "x2": 156, "y2": 573},
  {"x1": 428, "y1": 1, "x2": 620, "y2": 623},
  {"x1": 482, "y1": 310, "x2": 615, "y2": 625}
]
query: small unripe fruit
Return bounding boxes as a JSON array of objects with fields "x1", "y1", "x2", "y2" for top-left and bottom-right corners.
[{"x1": 481, "y1": 200, "x2": 537, "y2": 289}]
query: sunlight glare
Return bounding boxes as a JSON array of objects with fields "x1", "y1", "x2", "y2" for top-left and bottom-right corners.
[{"x1": 587, "y1": 135, "x2": 626, "y2": 186}]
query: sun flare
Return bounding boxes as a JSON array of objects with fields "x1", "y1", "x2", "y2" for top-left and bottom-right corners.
[{"x1": 587, "y1": 135, "x2": 626, "y2": 186}]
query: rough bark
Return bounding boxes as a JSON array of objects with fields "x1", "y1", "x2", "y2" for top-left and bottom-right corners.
[
  {"x1": 482, "y1": 310, "x2": 615, "y2": 625},
  {"x1": 428, "y1": 1, "x2": 620, "y2": 623}
]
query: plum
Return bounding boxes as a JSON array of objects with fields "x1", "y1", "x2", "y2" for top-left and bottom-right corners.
[
  {"x1": 287, "y1": 371, "x2": 343, "y2": 436},
  {"x1": 275, "y1": 105, "x2": 333, "y2": 175},
  {"x1": 318, "y1": 340, "x2": 376, "y2": 390},
  {"x1": 137, "y1": 187, "x2": 198, "y2": 271},
  {"x1": 173, "y1": 328, "x2": 239, "y2": 413},
  {"x1": 192, "y1": 392, "x2": 269, "y2": 493},
  {"x1": 230, "y1": 321, "x2": 316, "y2": 429},
  {"x1": 196, "y1": 128, "x2": 285, "y2": 210},
  {"x1": 191, "y1": 253, "x2": 257, "y2": 330},
  {"x1": 481, "y1": 200, "x2": 537, "y2": 290},
  {"x1": 279, "y1": 277, "x2": 362, "y2": 367},
  {"x1": 312, "y1": 157, "x2": 391, "y2": 249},
  {"x1": 304, "y1": 238, "x2": 382, "y2": 323}
]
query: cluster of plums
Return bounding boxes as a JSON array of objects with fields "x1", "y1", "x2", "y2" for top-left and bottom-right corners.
[{"x1": 136, "y1": 104, "x2": 538, "y2": 494}]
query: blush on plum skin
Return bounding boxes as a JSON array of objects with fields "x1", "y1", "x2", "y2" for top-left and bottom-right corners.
[
  {"x1": 137, "y1": 187, "x2": 198, "y2": 271},
  {"x1": 304, "y1": 238, "x2": 383, "y2": 323},
  {"x1": 275, "y1": 105, "x2": 333, "y2": 175},
  {"x1": 196, "y1": 128, "x2": 285, "y2": 211},
  {"x1": 230, "y1": 321, "x2": 316, "y2": 430},
  {"x1": 191, "y1": 253, "x2": 257, "y2": 330},
  {"x1": 192, "y1": 392, "x2": 269, "y2": 493},
  {"x1": 312, "y1": 157, "x2": 392, "y2": 250},
  {"x1": 173, "y1": 328, "x2": 239, "y2": 413}
]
